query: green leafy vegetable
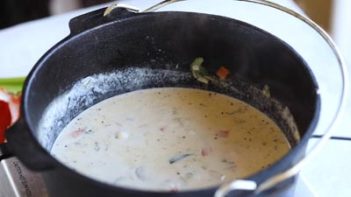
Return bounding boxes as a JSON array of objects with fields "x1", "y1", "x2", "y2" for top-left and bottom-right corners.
[
  {"x1": 191, "y1": 57, "x2": 227, "y2": 86},
  {"x1": 0, "y1": 77, "x2": 26, "y2": 93},
  {"x1": 169, "y1": 153, "x2": 193, "y2": 164},
  {"x1": 262, "y1": 84, "x2": 271, "y2": 98},
  {"x1": 190, "y1": 57, "x2": 213, "y2": 84}
]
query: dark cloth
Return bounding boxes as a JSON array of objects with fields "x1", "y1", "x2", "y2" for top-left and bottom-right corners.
[{"x1": 0, "y1": 0, "x2": 49, "y2": 29}]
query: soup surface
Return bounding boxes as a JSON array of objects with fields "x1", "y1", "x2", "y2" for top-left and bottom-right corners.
[{"x1": 51, "y1": 88, "x2": 290, "y2": 191}]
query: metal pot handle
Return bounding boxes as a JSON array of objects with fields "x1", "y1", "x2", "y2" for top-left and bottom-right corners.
[
  {"x1": 0, "y1": 143, "x2": 12, "y2": 161},
  {"x1": 69, "y1": 6, "x2": 140, "y2": 35},
  {"x1": 104, "y1": 0, "x2": 348, "y2": 196},
  {"x1": 5, "y1": 119, "x2": 57, "y2": 170}
]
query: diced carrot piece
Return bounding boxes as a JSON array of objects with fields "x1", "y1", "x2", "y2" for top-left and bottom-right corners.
[
  {"x1": 216, "y1": 66, "x2": 230, "y2": 80},
  {"x1": 201, "y1": 146, "x2": 213, "y2": 156},
  {"x1": 215, "y1": 130, "x2": 230, "y2": 138},
  {"x1": 70, "y1": 128, "x2": 85, "y2": 138}
]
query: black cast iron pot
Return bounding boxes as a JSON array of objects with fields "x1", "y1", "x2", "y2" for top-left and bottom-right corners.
[{"x1": 1, "y1": 7, "x2": 319, "y2": 197}]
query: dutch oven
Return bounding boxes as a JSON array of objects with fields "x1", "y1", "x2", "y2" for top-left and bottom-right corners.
[{"x1": 0, "y1": 0, "x2": 348, "y2": 197}]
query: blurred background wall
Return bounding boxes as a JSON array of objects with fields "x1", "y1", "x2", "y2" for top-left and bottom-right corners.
[
  {"x1": 0, "y1": 0, "x2": 350, "y2": 62},
  {"x1": 295, "y1": 0, "x2": 333, "y2": 32},
  {"x1": 294, "y1": 0, "x2": 351, "y2": 64}
]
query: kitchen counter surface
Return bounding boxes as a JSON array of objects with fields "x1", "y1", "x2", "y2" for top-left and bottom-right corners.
[{"x1": 0, "y1": 1, "x2": 350, "y2": 196}]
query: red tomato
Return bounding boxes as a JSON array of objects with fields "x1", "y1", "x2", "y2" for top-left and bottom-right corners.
[
  {"x1": 0, "y1": 88, "x2": 21, "y2": 143},
  {"x1": 0, "y1": 100, "x2": 12, "y2": 143}
]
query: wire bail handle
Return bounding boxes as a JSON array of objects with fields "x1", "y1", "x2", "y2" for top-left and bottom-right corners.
[{"x1": 104, "y1": 0, "x2": 349, "y2": 196}]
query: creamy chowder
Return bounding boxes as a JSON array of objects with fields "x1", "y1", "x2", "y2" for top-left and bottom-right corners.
[{"x1": 51, "y1": 88, "x2": 290, "y2": 191}]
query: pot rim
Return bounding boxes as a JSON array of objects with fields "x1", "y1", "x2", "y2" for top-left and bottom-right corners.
[
  {"x1": 20, "y1": 11, "x2": 321, "y2": 195},
  {"x1": 16, "y1": 1, "x2": 348, "y2": 194}
]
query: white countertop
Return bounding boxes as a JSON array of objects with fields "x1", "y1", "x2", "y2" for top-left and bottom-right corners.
[{"x1": 0, "y1": 1, "x2": 350, "y2": 196}]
